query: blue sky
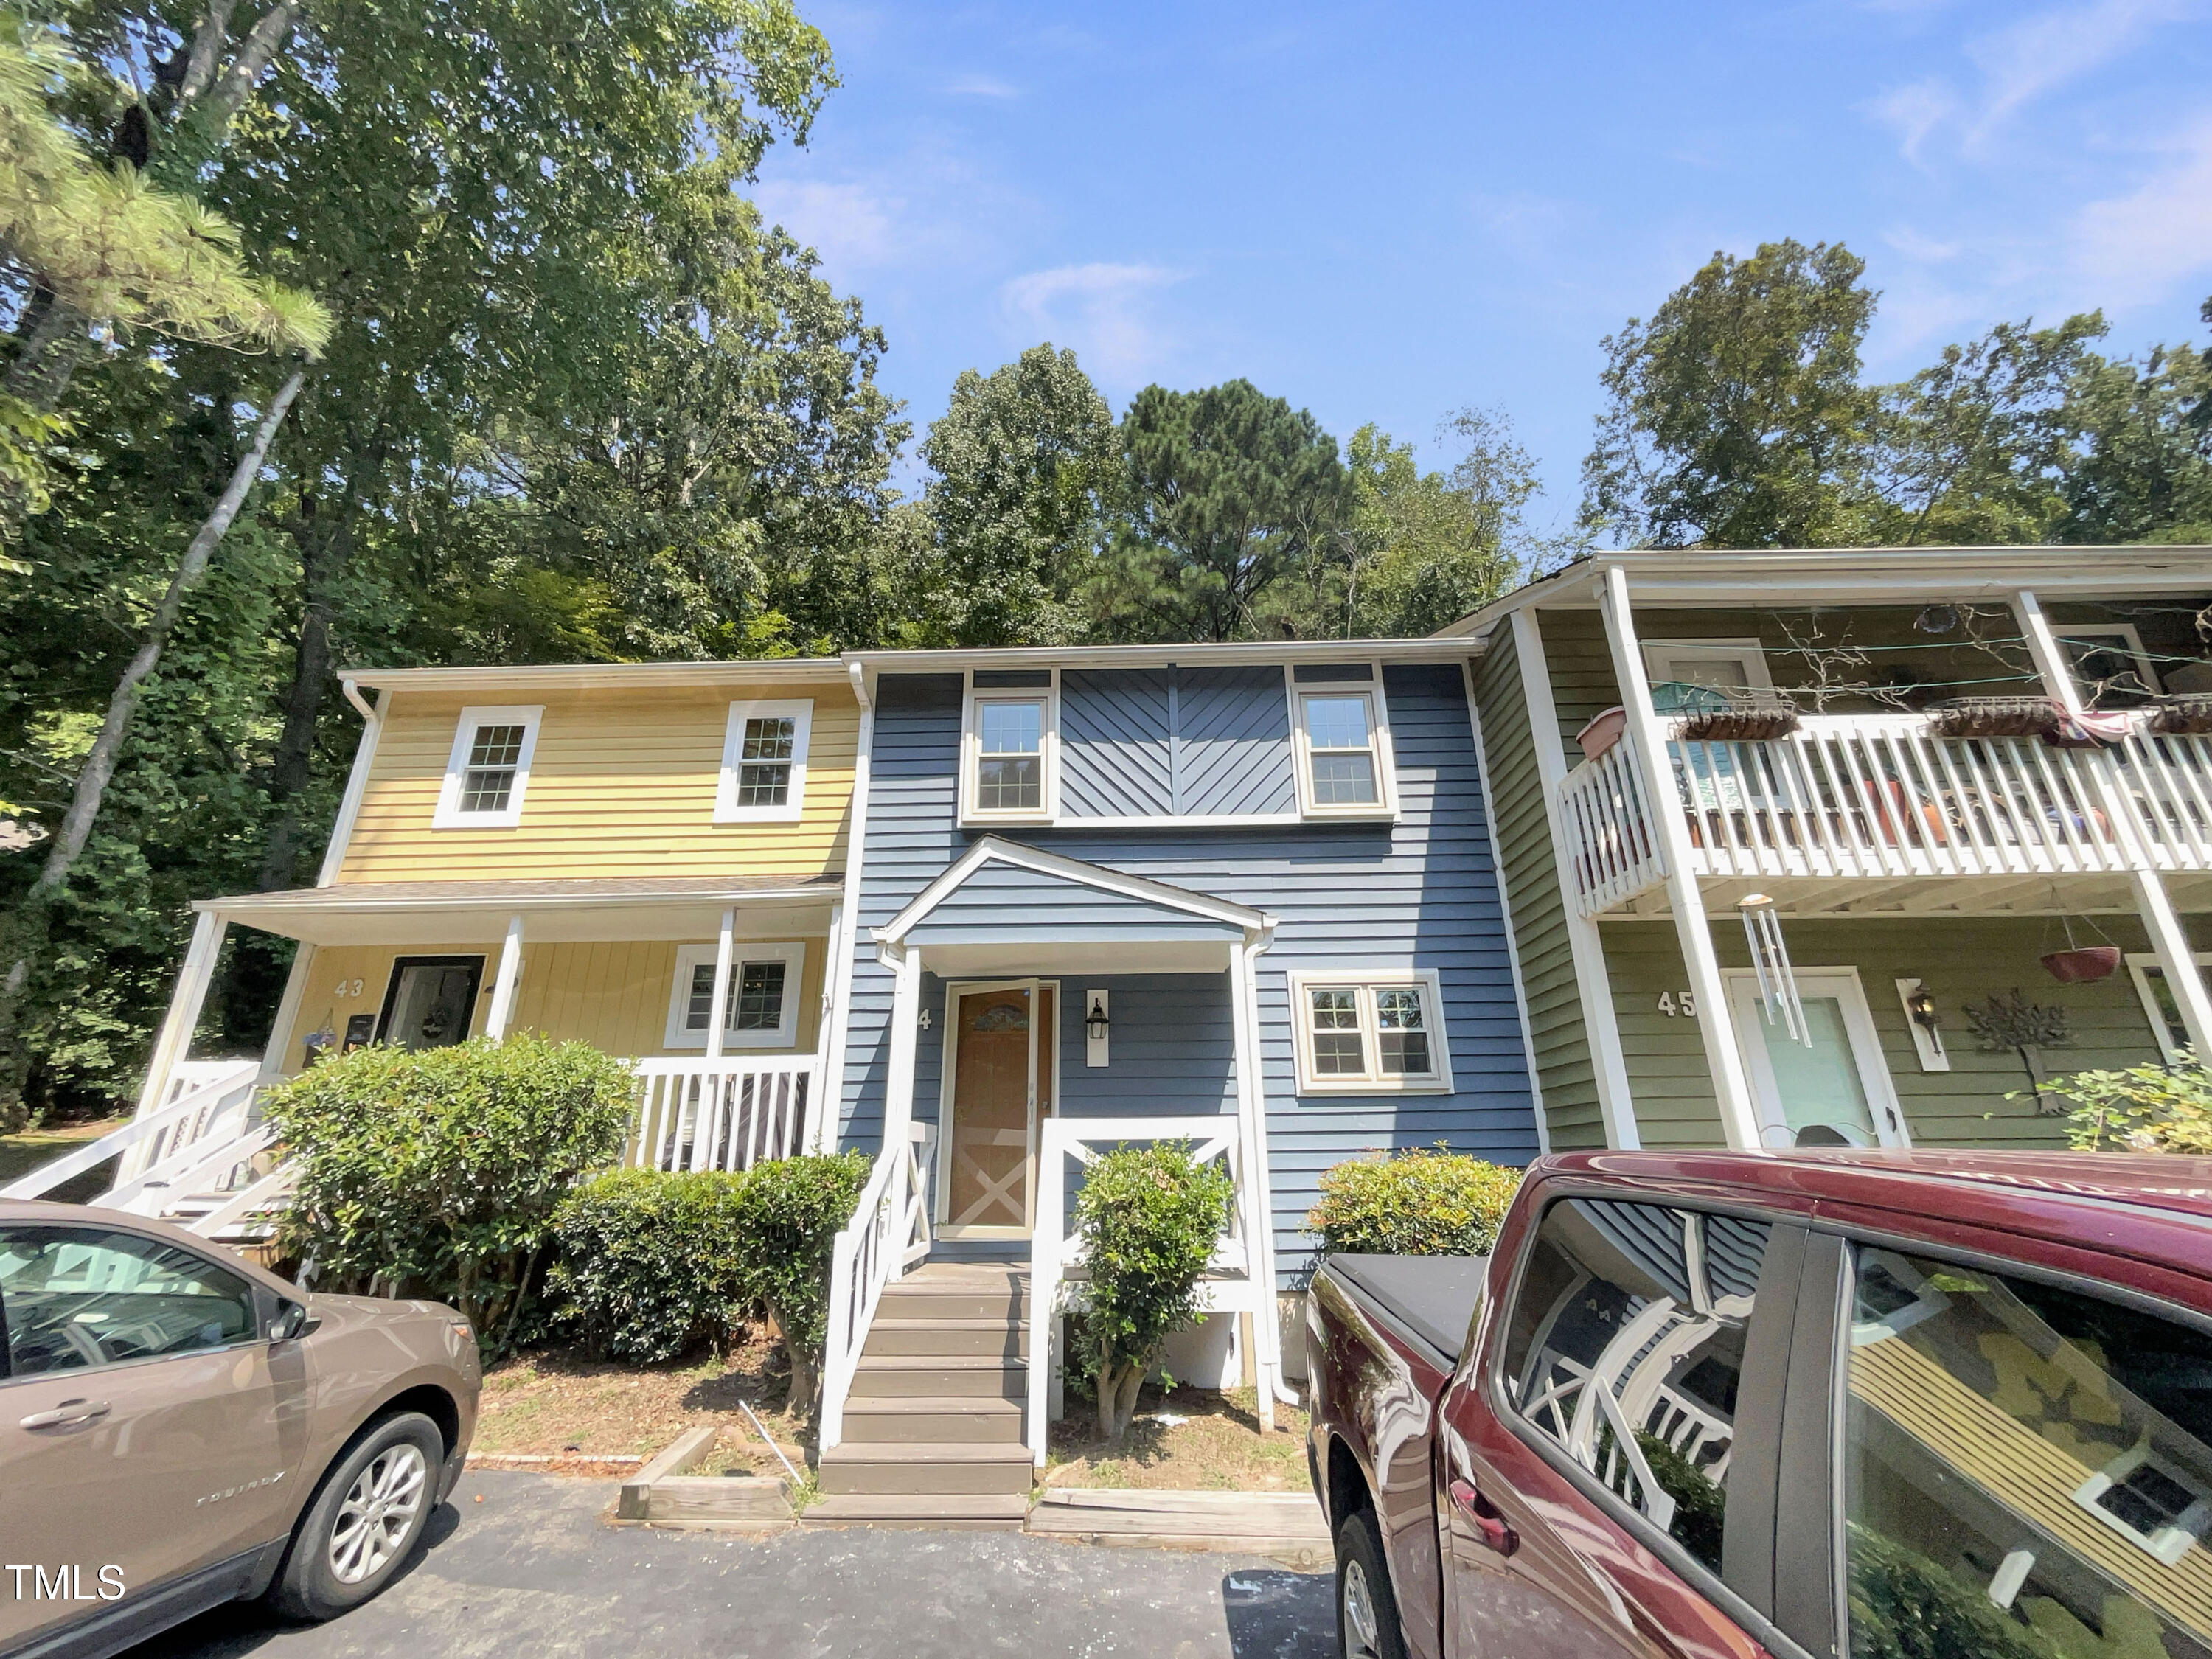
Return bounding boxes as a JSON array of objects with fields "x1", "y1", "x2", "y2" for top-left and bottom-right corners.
[{"x1": 753, "y1": 1, "x2": 2212, "y2": 529}]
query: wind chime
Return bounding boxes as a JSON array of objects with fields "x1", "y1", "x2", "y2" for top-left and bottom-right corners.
[{"x1": 1738, "y1": 893, "x2": 1811, "y2": 1048}]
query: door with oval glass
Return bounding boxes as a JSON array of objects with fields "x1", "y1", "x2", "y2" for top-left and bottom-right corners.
[{"x1": 939, "y1": 981, "x2": 1056, "y2": 1236}]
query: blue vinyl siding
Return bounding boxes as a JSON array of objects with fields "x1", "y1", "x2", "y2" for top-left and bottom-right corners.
[
  {"x1": 840, "y1": 663, "x2": 1542, "y2": 1273},
  {"x1": 1056, "y1": 663, "x2": 1296, "y2": 819},
  {"x1": 1178, "y1": 666, "x2": 1295, "y2": 816},
  {"x1": 1060, "y1": 669, "x2": 1174, "y2": 817},
  {"x1": 904, "y1": 858, "x2": 1245, "y2": 945}
]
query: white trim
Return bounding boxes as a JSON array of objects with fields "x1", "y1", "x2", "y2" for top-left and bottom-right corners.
[
  {"x1": 877, "y1": 835, "x2": 1273, "y2": 950},
  {"x1": 1724, "y1": 966, "x2": 1910, "y2": 1149},
  {"x1": 316, "y1": 682, "x2": 383, "y2": 886},
  {"x1": 1463, "y1": 659, "x2": 1551, "y2": 1155},
  {"x1": 260, "y1": 943, "x2": 318, "y2": 1082},
  {"x1": 959, "y1": 670, "x2": 1060, "y2": 827},
  {"x1": 2073, "y1": 1439, "x2": 2212, "y2": 1568},
  {"x1": 1639, "y1": 637, "x2": 1775, "y2": 697},
  {"x1": 1051, "y1": 813, "x2": 1307, "y2": 832},
  {"x1": 818, "y1": 670, "x2": 875, "y2": 1151},
  {"x1": 934, "y1": 978, "x2": 1057, "y2": 1235},
  {"x1": 714, "y1": 699, "x2": 813, "y2": 824},
  {"x1": 485, "y1": 914, "x2": 526, "y2": 1040},
  {"x1": 431, "y1": 704, "x2": 543, "y2": 830},
  {"x1": 1284, "y1": 967, "x2": 1455, "y2": 1095},
  {"x1": 2055, "y1": 622, "x2": 2162, "y2": 699},
  {"x1": 1287, "y1": 663, "x2": 1399, "y2": 821},
  {"x1": 2125, "y1": 950, "x2": 2212, "y2": 1064},
  {"x1": 135, "y1": 911, "x2": 228, "y2": 1117},
  {"x1": 662, "y1": 940, "x2": 807, "y2": 1051}
]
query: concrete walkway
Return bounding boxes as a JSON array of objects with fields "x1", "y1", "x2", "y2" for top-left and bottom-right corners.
[{"x1": 126, "y1": 1471, "x2": 1337, "y2": 1659}]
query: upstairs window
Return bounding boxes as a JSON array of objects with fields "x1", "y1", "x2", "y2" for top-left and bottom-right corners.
[
  {"x1": 664, "y1": 942, "x2": 805, "y2": 1049},
  {"x1": 1291, "y1": 670, "x2": 1394, "y2": 815},
  {"x1": 716, "y1": 700, "x2": 813, "y2": 823},
  {"x1": 433, "y1": 705, "x2": 542, "y2": 829},
  {"x1": 1287, "y1": 970, "x2": 1451, "y2": 1093},
  {"x1": 963, "y1": 671, "x2": 1057, "y2": 821}
]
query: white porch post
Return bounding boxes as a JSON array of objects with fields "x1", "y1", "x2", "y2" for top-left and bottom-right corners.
[
  {"x1": 1227, "y1": 939, "x2": 1277, "y2": 1432},
  {"x1": 703, "y1": 906, "x2": 737, "y2": 1061},
  {"x1": 1511, "y1": 605, "x2": 1642, "y2": 1149},
  {"x1": 1598, "y1": 565, "x2": 1761, "y2": 1150},
  {"x1": 484, "y1": 914, "x2": 525, "y2": 1041},
  {"x1": 2017, "y1": 588, "x2": 2212, "y2": 1057},
  {"x1": 258, "y1": 942, "x2": 318, "y2": 1082},
  {"x1": 136, "y1": 909, "x2": 227, "y2": 1118},
  {"x1": 881, "y1": 945, "x2": 923, "y2": 1284},
  {"x1": 808, "y1": 899, "x2": 843, "y2": 1153}
]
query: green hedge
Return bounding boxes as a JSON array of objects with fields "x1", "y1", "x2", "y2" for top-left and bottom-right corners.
[
  {"x1": 549, "y1": 1168, "x2": 749, "y2": 1363},
  {"x1": 730, "y1": 1152, "x2": 871, "y2": 1413},
  {"x1": 1307, "y1": 1146, "x2": 1523, "y2": 1257},
  {"x1": 263, "y1": 1033, "x2": 634, "y2": 1349},
  {"x1": 2051, "y1": 1054, "x2": 2212, "y2": 1152}
]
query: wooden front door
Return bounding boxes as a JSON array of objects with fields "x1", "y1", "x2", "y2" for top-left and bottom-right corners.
[{"x1": 941, "y1": 982, "x2": 1054, "y2": 1234}]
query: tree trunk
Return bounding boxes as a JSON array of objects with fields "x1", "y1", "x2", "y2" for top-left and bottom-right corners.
[
  {"x1": 252, "y1": 509, "x2": 349, "y2": 892},
  {"x1": 1096, "y1": 1357, "x2": 1147, "y2": 1443},
  {"x1": 0, "y1": 369, "x2": 305, "y2": 1122},
  {"x1": 768, "y1": 1299, "x2": 818, "y2": 1417}
]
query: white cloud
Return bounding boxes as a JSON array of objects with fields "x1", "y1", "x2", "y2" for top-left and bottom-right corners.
[
  {"x1": 1882, "y1": 225, "x2": 1964, "y2": 262},
  {"x1": 750, "y1": 178, "x2": 902, "y2": 271},
  {"x1": 1964, "y1": 0, "x2": 2197, "y2": 144},
  {"x1": 1865, "y1": 77, "x2": 1961, "y2": 166},
  {"x1": 2070, "y1": 120, "x2": 2212, "y2": 305},
  {"x1": 998, "y1": 262, "x2": 1186, "y2": 384},
  {"x1": 942, "y1": 73, "x2": 1019, "y2": 98}
]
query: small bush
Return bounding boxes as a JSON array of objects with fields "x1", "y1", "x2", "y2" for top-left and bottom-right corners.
[
  {"x1": 549, "y1": 1168, "x2": 749, "y2": 1363},
  {"x1": 263, "y1": 1033, "x2": 634, "y2": 1349},
  {"x1": 2051, "y1": 1055, "x2": 2212, "y2": 1153},
  {"x1": 1307, "y1": 1145, "x2": 1523, "y2": 1257},
  {"x1": 1074, "y1": 1141, "x2": 1236, "y2": 1444},
  {"x1": 729, "y1": 1151, "x2": 871, "y2": 1414}
]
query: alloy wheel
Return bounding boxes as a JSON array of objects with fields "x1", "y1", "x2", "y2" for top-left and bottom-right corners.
[
  {"x1": 327, "y1": 1441, "x2": 428, "y2": 1586},
  {"x1": 1341, "y1": 1556, "x2": 1382, "y2": 1659}
]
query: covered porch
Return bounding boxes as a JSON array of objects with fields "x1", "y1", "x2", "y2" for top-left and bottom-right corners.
[{"x1": 818, "y1": 838, "x2": 1287, "y2": 1463}]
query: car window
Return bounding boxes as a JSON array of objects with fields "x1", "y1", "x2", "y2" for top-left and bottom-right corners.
[
  {"x1": 1499, "y1": 1197, "x2": 1774, "y2": 1571},
  {"x1": 1844, "y1": 1246, "x2": 2212, "y2": 1659},
  {"x1": 0, "y1": 1226, "x2": 258, "y2": 1377}
]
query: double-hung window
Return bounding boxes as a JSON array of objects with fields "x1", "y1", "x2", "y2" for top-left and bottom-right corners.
[
  {"x1": 1291, "y1": 667, "x2": 1393, "y2": 816},
  {"x1": 715, "y1": 700, "x2": 813, "y2": 823},
  {"x1": 963, "y1": 670, "x2": 1056, "y2": 821},
  {"x1": 1287, "y1": 970, "x2": 1450, "y2": 1093},
  {"x1": 433, "y1": 705, "x2": 543, "y2": 829},
  {"x1": 664, "y1": 941, "x2": 806, "y2": 1049}
]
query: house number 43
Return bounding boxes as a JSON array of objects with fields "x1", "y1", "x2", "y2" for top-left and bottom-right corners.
[{"x1": 1656, "y1": 990, "x2": 1698, "y2": 1017}]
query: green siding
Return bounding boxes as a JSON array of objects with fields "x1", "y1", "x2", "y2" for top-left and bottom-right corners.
[
  {"x1": 1599, "y1": 915, "x2": 2201, "y2": 1150},
  {"x1": 1472, "y1": 628, "x2": 1606, "y2": 1150}
]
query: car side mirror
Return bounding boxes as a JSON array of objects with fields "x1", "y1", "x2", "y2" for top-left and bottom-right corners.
[{"x1": 271, "y1": 1301, "x2": 320, "y2": 1342}]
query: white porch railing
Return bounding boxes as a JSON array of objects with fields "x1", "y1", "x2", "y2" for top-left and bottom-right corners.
[
  {"x1": 2115, "y1": 720, "x2": 2212, "y2": 873},
  {"x1": 818, "y1": 1121, "x2": 933, "y2": 1452},
  {"x1": 1027, "y1": 1116, "x2": 1266, "y2": 1469},
  {"x1": 1557, "y1": 712, "x2": 2152, "y2": 915},
  {"x1": 1, "y1": 1059, "x2": 261, "y2": 1205},
  {"x1": 627, "y1": 1057, "x2": 816, "y2": 1174}
]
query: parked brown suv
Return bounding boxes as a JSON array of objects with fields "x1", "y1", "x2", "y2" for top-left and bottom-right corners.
[{"x1": 0, "y1": 1198, "x2": 480, "y2": 1658}]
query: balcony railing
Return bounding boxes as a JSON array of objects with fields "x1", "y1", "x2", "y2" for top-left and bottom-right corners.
[
  {"x1": 627, "y1": 1056, "x2": 815, "y2": 1174},
  {"x1": 1555, "y1": 711, "x2": 2210, "y2": 917}
]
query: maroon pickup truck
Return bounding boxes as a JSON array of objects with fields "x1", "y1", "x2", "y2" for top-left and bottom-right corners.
[{"x1": 1304, "y1": 1149, "x2": 2212, "y2": 1659}]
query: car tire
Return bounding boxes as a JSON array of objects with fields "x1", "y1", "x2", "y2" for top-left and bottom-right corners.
[
  {"x1": 1335, "y1": 1507, "x2": 1408, "y2": 1659},
  {"x1": 268, "y1": 1411, "x2": 445, "y2": 1621}
]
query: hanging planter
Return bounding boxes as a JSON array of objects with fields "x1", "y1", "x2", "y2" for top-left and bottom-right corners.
[
  {"x1": 1678, "y1": 695, "x2": 1801, "y2": 743},
  {"x1": 1576, "y1": 706, "x2": 1628, "y2": 761},
  {"x1": 2149, "y1": 695, "x2": 2212, "y2": 735},
  {"x1": 2042, "y1": 945, "x2": 2121, "y2": 984},
  {"x1": 1929, "y1": 696, "x2": 2060, "y2": 740}
]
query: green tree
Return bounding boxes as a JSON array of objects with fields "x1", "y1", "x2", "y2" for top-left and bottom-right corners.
[
  {"x1": 2053, "y1": 341, "x2": 2212, "y2": 544},
  {"x1": 1582, "y1": 239, "x2": 1881, "y2": 548},
  {"x1": 1088, "y1": 378, "x2": 1349, "y2": 641},
  {"x1": 911, "y1": 343, "x2": 1114, "y2": 647}
]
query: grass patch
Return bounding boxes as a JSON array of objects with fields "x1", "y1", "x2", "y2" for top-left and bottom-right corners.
[
  {"x1": 1044, "y1": 1384, "x2": 1311, "y2": 1492},
  {"x1": 0, "y1": 1116, "x2": 126, "y2": 1199}
]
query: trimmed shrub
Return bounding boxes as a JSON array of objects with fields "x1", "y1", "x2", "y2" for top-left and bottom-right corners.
[
  {"x1": 549, "y1": 1168, "x2": 749, "y2": 1363},
  {"x1": 262, "y1": 1033, "x2": 634, "y2": 1349},
  {"x1": 1074, "y1": 1141, "x2": 1235, "y2": 1443},
  {"x1": 729, "y1": 1151, "x2": 871, "y2": 1413},
  {"x1": 2051, "y1": 1055, "x2": 2212, "y2": 1153},
  {"x1": 1307, "y1": 1146, "x2": 1523, "y2": 1258}
]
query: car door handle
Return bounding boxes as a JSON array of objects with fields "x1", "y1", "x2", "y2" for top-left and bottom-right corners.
[
  {"x1": 1448, "y1": 1478, "x2": 1518, "y2": 1557},
  {"x1": 19, "y1": 1399, "x2": 111, "y2": 1430}
]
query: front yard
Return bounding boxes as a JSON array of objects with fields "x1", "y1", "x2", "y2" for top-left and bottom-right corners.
[
  {"x1": 1043, "y1": 1385, "x2": 1312, "y2": 1492},
  {"x1": 0, "y1": 1114, "x2": 125, "y2": 1199}
]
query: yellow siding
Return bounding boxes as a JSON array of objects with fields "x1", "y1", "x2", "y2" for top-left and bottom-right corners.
[
  {"x1": 337, "y1": 683, "x2": 858, "y2": 882},
  {"x1": 279, "y1": 938, "x2": 826, "y2": 1074}
]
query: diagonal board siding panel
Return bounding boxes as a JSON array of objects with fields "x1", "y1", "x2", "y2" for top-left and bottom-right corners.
[
  {"x1": 1178, "y1": 667, "x2": 1295, "y2": 817},
  {"x1": 1060, "y1": 669, "x2": 1174, "y2": 818}
]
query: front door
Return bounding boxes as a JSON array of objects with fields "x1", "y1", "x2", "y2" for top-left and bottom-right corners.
[
  {"x1": 377, "y1": 956, "x2": 484, "y2": 1050},
  {"x1": 939, "y1": 982, "x2": 1055, "y2": 1236},
  {"x1": 1726, "y1": 967, "x2": 1908, "y2": 1147}
]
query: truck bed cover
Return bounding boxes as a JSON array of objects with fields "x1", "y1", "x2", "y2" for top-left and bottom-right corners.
[{"x1": 1321, "y1": 1253, "x2": 1489, "y2": 1371}]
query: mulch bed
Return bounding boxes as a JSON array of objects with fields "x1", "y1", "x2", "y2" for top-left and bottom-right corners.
[{"x1": 1044, "y1": 1385, "x2": 1312, "y2": 1492}]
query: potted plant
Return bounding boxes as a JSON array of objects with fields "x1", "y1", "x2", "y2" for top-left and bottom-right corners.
[
  {"x1": 1928, "y1": 696, "x2": 2060, "y2": 740},
  {"x1": 1576, "y1": 706, "x2": 1627, "y2": 761},
  {"x1": 2149, "y1": 694, "x2": 2212, "y2": 735},
  {"x1": 1677, "y1": 693, "x2": 1801, "y2": 743}
]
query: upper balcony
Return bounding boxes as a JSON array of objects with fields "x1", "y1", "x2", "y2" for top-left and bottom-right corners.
[{"x1": 1557, "y1": 704, "x2": 2212, "y2": 918}]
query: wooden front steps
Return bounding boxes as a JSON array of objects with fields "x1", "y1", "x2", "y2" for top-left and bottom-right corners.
[{"x1": 808, "y1": 1262, "x2": 1034, "y2": 1530}]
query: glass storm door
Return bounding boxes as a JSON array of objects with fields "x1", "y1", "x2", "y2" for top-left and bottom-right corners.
[
  {"x1": 378, "y1": 956, "x2": 484, "y2": 1051},
  {"x1": 942, "y1": 982, "x2": 1053, "y2": 1234},
  {"x1": 1728, "y1": 969, "x2": 1907, "y2": 1148}
]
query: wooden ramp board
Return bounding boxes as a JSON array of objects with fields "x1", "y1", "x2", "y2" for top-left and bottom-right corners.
[{"x1": 1027, "y1": 1489, "x2": 1330, "y2": 1562}]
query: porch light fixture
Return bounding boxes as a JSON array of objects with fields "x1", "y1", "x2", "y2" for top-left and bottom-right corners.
[
  {"x1": 1085, "y1": 989, "x2": 1110, "y2": 1068},
  {"x1": 1739, "y1": 894, "x2": 1812, "y2": 1048},
  {"x1": 1905, "y1": 985, "x2": 1938, "y2": 1029}
]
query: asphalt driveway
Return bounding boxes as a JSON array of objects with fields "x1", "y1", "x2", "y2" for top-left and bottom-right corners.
[{"x1": 125, "y1": 1471, "x2": 1338, "y2": 1659}]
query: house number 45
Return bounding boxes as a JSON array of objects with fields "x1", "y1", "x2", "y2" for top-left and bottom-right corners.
[{"x1": 1656, "y1": 990, "x2": 1698, "y2": 1017}]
